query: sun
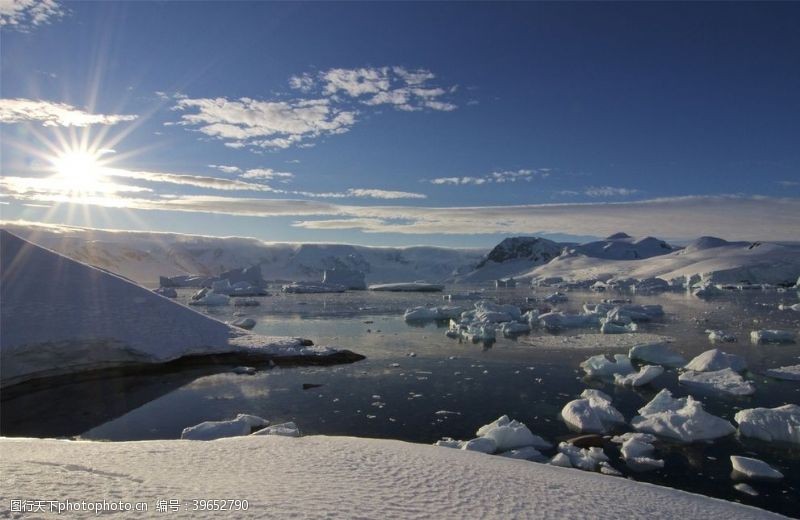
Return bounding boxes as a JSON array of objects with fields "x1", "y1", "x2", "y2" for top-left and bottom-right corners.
[{"x1": 51, "y1": 151, "x2": 104, "y2": 185}]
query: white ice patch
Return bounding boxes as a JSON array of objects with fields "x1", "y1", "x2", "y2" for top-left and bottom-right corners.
[
  {"x1": 764, "y1": 364, "x2": 800, "y2": 381},
  {"x1": 628, "y1": 343, "x2": 685, "y2": 367},
  {"x1": 560, "y1": 389, "x2": 625, "y2": 433},
  {"x1": 614, "y1": 365, "x2": 664, "y2": 387},
  {"x1": 684, "y1": 349, "x2": 747, "y2": 372},
  {"x1": 734, "y1": 404, "x2": 800, "y2": 444},
  {"x1": 581, "y1": 354, "x2": 634, "y2": 378},
  {"x1": 678, "y1": 368, "x2": 755, "y2": 396},
  {"x1": 750, "y1": 329, "x2": 796, "y2": 344},
  {"x1": 476, "y1": 415, "x2": 551, "y2": 450},
  {"x1": 181, "y1": 414, "x2": 270, "y2": 441},
  {"x1": 251, "y1": 421, "x2": 301, "y2": 437},
  {"x1": 557, "y1": 442, "x2": 609, "y2": 471},
  {"x1": 730, "y1": 456, "x2": 784, "y2": 480},
  {"x1": 631, "y1": 389, "x2": 735, "y2": 443},
  {"x1": 462, "y1": 437, "x2": 497, "y2": 453},
  {"x1": 610, "y1": 432, "x2": 664, "y2": 472}
]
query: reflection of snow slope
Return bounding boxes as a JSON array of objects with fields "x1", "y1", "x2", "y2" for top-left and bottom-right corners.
[
  {"x1": 0, "y1": 231, "x2": 357, "y2": 387},
  {"x1": 4, "y1": 223, "x2": 484, "y2": 286},
  {"x1": 0, "y1": 436, "x2": 782, "y2": 519}
]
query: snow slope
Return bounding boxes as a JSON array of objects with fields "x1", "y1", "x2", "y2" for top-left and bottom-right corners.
[
  {"x1": 0, "y1": 436, "x2": 784, "y2": 519},
  {"x1": 0, "y1": 231, "x2": 360, "y2": 388},
  {"x1": 528, "y1": 237, "x2": 800, "y2": 285},
  {"x1": 456, "y1": 237, "x2": 562, "y2": 283},
  {"x1": 2, "y1": 222, "x2": 484, "y2": 286}
]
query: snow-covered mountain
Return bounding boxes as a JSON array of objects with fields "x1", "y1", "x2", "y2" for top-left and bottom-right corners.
[
  {"x1": 2, "y1": 223, "x2": 485, "y2": 286},
  {"x1": 455, "y1": 237, "x2": 563, "y2": 282},
  {"x1": 564, "y1": 233, "x2": 676, "y2": 260}
]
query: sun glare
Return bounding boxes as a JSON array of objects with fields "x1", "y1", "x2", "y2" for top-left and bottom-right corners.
[{"x1": 51, "y1": 151, "x2": 103, "y2": 185}]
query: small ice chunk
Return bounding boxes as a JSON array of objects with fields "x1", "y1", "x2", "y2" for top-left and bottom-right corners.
[
  {"x1": 497, "y1": 446, "x2": 546, "y2": 461},
  {"x1": 561, "y1": 390, "x2": 625, "y2": 433},
  {"x1": 734, "y1": 483, "x2": 759, "y2": 496},
  {"x1": 181, "y1": 414, "x2": 269, "y2": 441},
  {"x1": 543, "y1": 292, "x2": 568, "y2": 303},
  {"x1": 500, "y1": 321, "x2": 531, "y2": 336},
  {"x1": 434, "y1": 437, "x2": 465, "y2": 449},
  {"x1": 628, "y1": 343, "x2": 685, "y2": 367},
  {"x1": 403, "y1": 307, "x2": 440, "y2": 321},
  {"x1": 692, "y1": 282, "x2": 722, "y2": 298},
  {"x1": 706, "y1": 329, "x2": 736, "y2": 343},
  {"x1": 631, "y1": 389, "x2": 735, "y2": 442},
  {"x1": 778, "y1": 303, "x2": 800, "y2": 311},
  {"x1": 610, "y1": 432, "x2": 664, "y2": 471},
  {"x1": 614, "y1": 365, "x2": 664, "y2": 387},
  {"x1": 188, "y1": 292, "x2": 230, "y2": 306},
  {"x1": 730, "y1": 456, "x2": 784, "y2": 480},
  {"x1": 684, "y1": 349, "x2": 747, "y2": 372},
  {"x1": 232, "y1": 366, "x2": 256, "y2": 375},
  {"x1": 231, "y1": 318, "x2": 256, "y2": 330},
  {"x1": 750, "y1": 329, "x2": 796, "y2": 344},
  {"x1": 734, "y1": 404, "x2": 800, "y2": 444},
  {"x1": 678, "y1": 368, "x2": 755, "y2": 396},
  {"x1": 764, "y1": 365, "x2": 800, "y2": 381},
  {"x1": 549, "y1": 453, "x2": 572, "y2": 468},
  {"x1": 476, "y1": 415, "x2": 551, "y2": 450},
  {"x1": 599, "y1": 462, "x2": 623, "y2": 476},
  {"x1": 599, "y1": 319, "x2": 638, "y2": 334},
  {"x1": 462, "y1": 437, "x2": 497, "y2": 453},
  {"x1": 581, "y1": 354, "x2": 634, "y2": 378},
  {"x1": 251, "y1": 421, "x2": 300, "y2": 437},
  {"x1": 557, "y1": 442, "x2": 609, "y2": 471},
  {"x1": 539, "y1": 312, "x2": 599, "y2": 331}
]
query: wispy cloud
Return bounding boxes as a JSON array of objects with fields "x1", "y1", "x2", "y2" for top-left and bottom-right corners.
[
  {"x1": 427, "y1": 169, "x2": 548, "y2": 186},
  {"x1": 0, "y1": 0, "x2": 65, "y2": 30},
  {"x1": 239, "y1": 168, "x2": 295, "y2": 181},
  {"x1": 0, "y1": 98, "x2": 138, "y2": 127},
  {"x1": 103, "y1": 168, "x2": 275, "y2": 192},
  {"x1": 583, "y1": 186, "x2": 640, "y2": 197}
]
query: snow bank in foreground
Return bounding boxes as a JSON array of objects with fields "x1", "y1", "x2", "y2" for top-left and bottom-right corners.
[
  {"x1": 0, "y1": 436, "x2": 783, "y2": 519},
  {"x1": 0, "y1": 231, "x2": 362, "y2": 387}
]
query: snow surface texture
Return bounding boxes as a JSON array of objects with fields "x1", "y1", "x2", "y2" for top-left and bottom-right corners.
[
  {"x1": 0, "y1": 436, "x2": 784, "y2": 519},
  {"x1": 0, "y1": 231, "x2": 356, "y2": 387}
]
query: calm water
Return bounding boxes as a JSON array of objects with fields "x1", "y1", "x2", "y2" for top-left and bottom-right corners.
[{"x1": 3, "y1": 286, "x2": 799, "y2": 517}]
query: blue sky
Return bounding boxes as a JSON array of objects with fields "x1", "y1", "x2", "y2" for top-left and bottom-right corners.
[{"x1": 1, "y1": 1, "x2": 798, "y2": 246}]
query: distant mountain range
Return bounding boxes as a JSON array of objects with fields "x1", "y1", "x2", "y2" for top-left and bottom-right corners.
[{"x1": 4, "y1": 222, "x2": 798, "y2": 287}]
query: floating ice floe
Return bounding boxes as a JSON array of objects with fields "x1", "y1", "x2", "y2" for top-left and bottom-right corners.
[
  {"x1": 599, "y1": 319, "x2": 638, "y2": 334},
  {"x1": 251, "y1": 421, "x2": 301, "y2": 437},
  {"x1": 233, "y1": 298, "x2": 260, "y2": 307},
  {"x1": 232, "y1": 366, "x2": 256, "y2": 375},
  {"x1": 474, "y1": 300, "x2": 522, "y2": 322},
  {"x1": 581, "y1": 354, "x2": 634, "y2": 378},
  {"x1": 750, "y1": 329, "x2": 796, "y2": 344},
  {"x1": 561, "y1": 389, "x2": 625, "y2": 433},
  {"x1": 476, "y1": 415, "x2": 552, "y2": 451},
  {"x1": 614, "y1": 365, "x2": 664, "y2": 387},
  {"x1": 188, "y1": 289, "x2": 230, "y2": 306},
  {"x1": 556, "y1": 442, "x2": 610, "y2": 471},
  {"x1": 610, "y1": 432, "x2": 664, "y2": 471},
  {"x1": 778, "y1": 303, "x2": 800, "y2": 311},
  {"x1": 539, "y1": 311, "x2": 599, "y2": 331},
  {"x1": 763, "y1": 364, "x2": 800, "y2": 381},
  {"x1": 543, "y1": 292, "x2": 568, "y2": 304},
  {"x1": 281, "y1": 282, "x2": 346, "y2": 294},
  {"x1": 181, "y1": 414, "x2": 269, "y2": 441},
  {"x1": 706, "y1": 329, "x2": 736, "y2": 343},
  {"x1": 154, "y1": 287, "x2": 177, "y2": 298},
  {"x1": 434, "y1": 437, "x2": 465, "y2": 449},
  {"x1": 462, "y1": 437, "x2": 497, "y2": 453},
  {"x1": 497, "y1": 446, "x2": 546, "y2": 462},
  {"x1": 730, "y1": 456, "x2": 784, "y2": 480},
  {"x1": 734, "y1": 404, "x2": 800, "y2": 444},
  {"x1": 678, "y1": 368, "x2": 755, "y2": 396},
  {"x1": 734, "y1": 483, "x2": 759, "y2": 496},
  {"x1": 684, "y1": 349, "x2": 747, "y2": 372},
  {"x1": 692, "y1": 282, "x2": 723, "y2": 299},
  {"x1": 628, "y1": 343, "x2": 685, "y2": 367},
  {"x1": 231, "y1": 318, "x2": 256, "y2": 330},
  {"x1": 499, "y1": 321, "x2": 531, "y2": 336},
  {"x1": 631, "y1": 389, "x2": 736, "y2": 442},
  {"x1": 404, "y1": 305, "x2": 465, "y2": 321},
  {"x1": 369, "y1": 282, "x2": 444, "y2": 292}
]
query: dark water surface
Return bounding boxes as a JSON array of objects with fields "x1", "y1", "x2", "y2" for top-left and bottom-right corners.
[{"x1": 3, "y1": 286, "x2": 799, "y2": 517}]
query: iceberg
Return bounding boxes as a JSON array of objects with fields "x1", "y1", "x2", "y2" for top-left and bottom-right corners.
[
  {"x1": 251, "y1": 421, "x2": 301, "y2": 437},
  {"x1": 556, "y1": 442, "x2": 610, "y2": 471},
  {"x1": 188, "y1": 290, "x2": 230, "y2": 306},
  {"x1": 369, "y1": 282, "x2": 444, "y2": 292},
  {"x1": 750, "y1": 329, "x2": 796, "y2": 344},
  {"x1": 628, "y1": 343, "x2": 685, "y2": 367},
  {"x1": 539, "y1": 312, "x2": 600, "y2": 331},
  {"x1": 403, "y1": 307, "x2": 441, "y2": 321},
  {"x1": 614, "y1": 365, "x2": 664, "y2": 387},
  {"x1": 764, "y1": 364, "x2": 800, "y2": 381},
  {"x1": 499, "y1": 321, "x2": 531, "y2": 336},
  {"x1": 560, "y1": 389, "x2": 625, "y2": 433},
  {"x1": 734, "y1": 404, "x2": 800, "y2": 444},
  {"x1": 231, "y1": 318, "x2": 256, "y2": 330},
  {"x1": 281, "y1": 281, "x2": 346, "y2": 294},
  {"x1": 462, "y1": 437, "x2": 497, "y2": 453},
  {"x1": 543, "y1": 292, "x2": 568, "y2": 304},
  {"x1": 322, "y1": 268, "x2": 367, "y2": 290},
  {"x1": 610, "y1": 432, "x2": 664, "y2": 471},
  {"x1": 181, "y1": 414, "x2": 269, "y2": 441},
  {"x1": 476, "y1": 415, "x2": 551, "y2": 450},
  {"x1": 706, "y1": 329, "x2": 736, "y2": 343},
  {"x1": 580, "y1": 354, "x2": 634, "y2": 378},
  {"x1": 631, "y1": 389, "x2": 735, "y2": 442},
  {"x1": 684, "y1": 349, "x2": 747, "y2": 372},
  {"x1": 730, "y1": 455, "x2": 784, "y2": 480},
  {"x1": 678, "y1": 368, "x2": 755, "y2": 396}
]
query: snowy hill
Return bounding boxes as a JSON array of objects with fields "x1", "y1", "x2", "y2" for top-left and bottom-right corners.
[
  {"x1": 456, "y1": 237, "x2": 563, "y2": 282},
  {"x1": 0, "y1": 231, "x2": 361, "y2": 387},
  {"x1": 564, "y1": 233, "x2": 676, "y2": 260},
  {"x1": 528, "y1": 236, "x2": 800, "y2": 286},
  {"x1": 2, "y1": 223, "x2": 485, "y2": 287}
]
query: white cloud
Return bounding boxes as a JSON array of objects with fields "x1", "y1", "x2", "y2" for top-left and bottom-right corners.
[
  {"x1": 208, "y1": 164, "x2": 241, "y2": 174},
  {"x1": 344, "y1": 189, "x2": 426, "y2": 200},
  {"x1": 0, "y1": 0, "x2": 65, "y2": 30},
  {"x1": 428, "y1": 169, "x2": 543, "y2": 186},
  {"x1": 240, "y1": 168, "x2": 295, "y2": 181},
  {"x1": 583, "y1": 186, "x2": 640, "y2": 197},
  {"x1": 173, "y1": 96, "x2": 356, "y2": 150},
  {"x1": 0, "y1": 98, "x2": 138, "y2": 127},
  {"x1": 103, "y1": 168, "x2": 275, "y2": 192}
]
